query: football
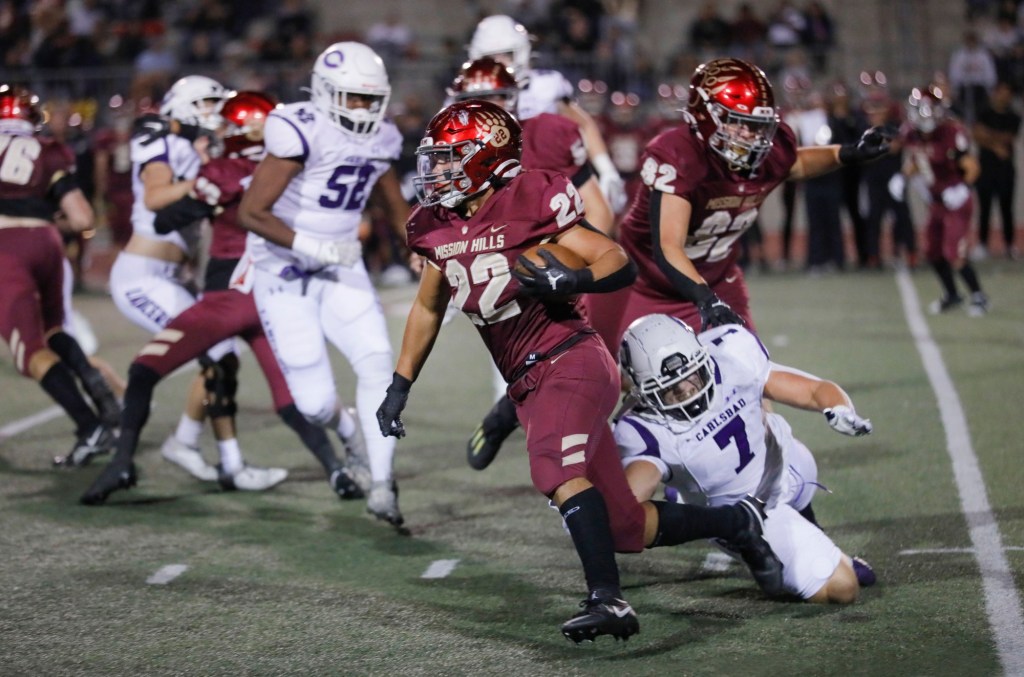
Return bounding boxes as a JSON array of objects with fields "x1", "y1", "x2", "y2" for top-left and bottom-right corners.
[{"x1": 515, "y1": 242, "x2": 586, "y2": 303}]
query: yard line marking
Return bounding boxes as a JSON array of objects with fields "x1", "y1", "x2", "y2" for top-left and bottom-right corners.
[
  {"x1": 146, "y1": 564, "x2": 188, "y2": 585},
  {"x1": 896, "y1": 269, "x2": 1024, "y2": 675},
  {"x1": 0, "y1": 406, "x2": 63, "y2": 440},
  {"x1": 421, "y1": 559, "x2": 460, "y2": 579},
  {"x1": 901, "y1": 547, "x2": 1024, "y2": 556},
  {"x1": 701, "y1": 552, "x2": 736, "y2": 573}
]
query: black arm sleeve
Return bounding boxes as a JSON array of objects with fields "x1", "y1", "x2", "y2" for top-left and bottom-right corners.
[
  {"x1": 571, "y1": 162, "x2": 595, "y2": 188},
  {"x1": 565, "y1": 219, "x2": 638, "y2": 294},
  {"x1": 648, "y1": 190, "x2": 715, "y2": 305},
  {"x1": 154, "y1": 196, "x2": 215, "y2": 234},
  {"x1": 48, "y1": 172, "x2": 81, "y2": 203}
]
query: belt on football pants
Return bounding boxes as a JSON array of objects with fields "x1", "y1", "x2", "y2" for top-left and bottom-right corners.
[
  {"x1": 509, "y1": 328, "x2": 596, "y2": 384},
  {"x1": 278, "y1": 264, "x2": 339, "y2": 295}
]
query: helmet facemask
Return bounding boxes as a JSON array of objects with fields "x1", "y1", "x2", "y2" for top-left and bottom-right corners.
[
  {"x1": 311, "y1": 72, "x2": 390, "y2": 138},
  {"x1": 414, "y1": 139, "x2": 484, "y2": 208},
  {"x1": 702, "y1": 93, "x2": 778, "y2": 172}
]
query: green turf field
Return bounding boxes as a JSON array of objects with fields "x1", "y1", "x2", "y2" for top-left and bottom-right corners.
[{"x1": 1, "y1": 261, "x2": 1021, "y2": 676}]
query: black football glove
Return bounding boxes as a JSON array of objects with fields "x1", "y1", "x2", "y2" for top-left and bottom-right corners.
[
  {"x1": 376, "y1": 373, "x2": 412, "y2": 438},
  {"x1": 697, "y1": 292, "x2": 745, "y2": 332},
  {"x1": 512, "y1": 249, "x2": 591, "y2": 297},
  {"x1": 132, "y1": 113, "x2": 173, "y2": 146},
  {"x1": 838, "y1": 124, "x2": 897, "y2": 165}
]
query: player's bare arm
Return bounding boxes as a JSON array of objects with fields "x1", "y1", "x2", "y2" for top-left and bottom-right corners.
[
  {"x1": 764, "y1": 363, "x2": 872, "y2": 436},
  {"x1": 141, "y1": 162, "x2": 195, "y2": 212},
  {"x1": 652, "y1": 191, "x2": 704, "y2": 286},
  {"x1": 237, "y1": 154, "x2": 304, "y2": 247},
  {"x1": 395, "y1": 263, "x2": 450, "y2": 382},
  {"x1": 372, "y1": 166, "x2": 411, "y2": 246},
  {"x1": 958, "y1": 153, "x2": 981, "y2": 185},
  {"x1": 623, "y1": 460, "x2": 661, "y2": 503},
  {"x1": 555, "y1": 223, "x2": 632, "y2": 284},
  {"x1": 576, "y1": 176, "x2": 614, "y2": 235},
  {"x1": 56, "y1": 187, "x2": 93, "y2": 232}
]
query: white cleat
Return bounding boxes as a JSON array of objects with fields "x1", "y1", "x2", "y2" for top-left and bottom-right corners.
[
  {"x1": 367, "y1": 479, "x2": 404, "y2": 527},
  {"x1": 161, "y1": 435, "x2": 218, "y2": 481},
  {"x1": 217, "y1": 464, "x2": 288, "y2": 492},
  {"x1": 340, "y1": 408, "x2": 372, "y2": 492}
]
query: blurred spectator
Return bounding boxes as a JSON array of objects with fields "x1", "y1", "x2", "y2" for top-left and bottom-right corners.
[
  {"x1": 365, "y1": 12, "x2": 415, "y2": 71},
  {"x1": 261, "y1": 0, "x2": 314, "y2": 62},
  {"x1": 828, "y1": 83, "x2": 870, "y2": 267},
  {"x1": 730, "y1": 3, "x2": 767, "y2": 62},
  {"x1": 66, "y1": 0, "x2": 106, "y2": 37},
  {"x1": 33, "y1": 18, "x2": 104, "y2": 70},
  {"x1": 182, "y1": 30, "x2": 219, "y2": 66},
  {"x1": 794, "y1": 89, "x2": 845, "y2": 273},
  {"x1": 972, "y1": 80, "x2": 1021, "y2": 259},
  {"x1": 766, "y1": 1, "x2": 806, "y2": 58},
  {"x1": 982, "y1": 15, "x2": 1020, "y2": 81},
  {"x1": 552, "y1": 0, "x2": 603, "y2": 57},
  {"x1": 688, "y1": 2, "x2": 731, "y2": 58},
  {"x1": 801, "y1": 1, "x2": 834, "y2": 74},
  {"x1": 92, "y1": 99, "x2": 135, "y2": 250},
  {"x1": 134, "y1": 30, "x2": 178, "y2": 76},
  {"x1": 948, "y1": 29, "x2": 997, "y2": 124}
]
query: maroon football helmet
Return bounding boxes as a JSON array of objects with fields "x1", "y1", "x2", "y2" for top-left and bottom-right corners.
[
  {"x1": 220, "y1": 90, "x2": 278, "y2": 158},
  {"x1": 414, "y1": 100, "x2": 522, "y2": 208},
  {"x1": 448, "y1": 57, "x2": 519, "y2": 113},
  {"x1": 0, "y1": 84, "x2": 42, "y2": 132},
  {"x1": 686, "y1": 58, "x2": 779, "y2": 172},
  {"x1": 905, "y1": 85, "x2": 945, "y2": 135}
]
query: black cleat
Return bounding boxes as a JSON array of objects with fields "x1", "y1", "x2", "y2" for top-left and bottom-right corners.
[
  {"x1": 53, "y1": 424, "x2": 115, "y2": 467},
  {"x1": 330, "y1": 467, "x2": 364, "y2": 499},
  {"x1": 928, "y1": 294, "x2": 964, "y2": 315},
  {"x1": 80, "y1": 459, "x2": 137, "y2": 505},
  {"x1": 466, "y1": 395, "x2": 519, "y2": 471},
  {"x1": 83, "y1": 372, "x2": 122, "y2": 429},
  {"x1": 560, "y1": 593, "x2": 639, "y2": 643},
  {"x1": 730, "y1": 496, "x2": 785, "y2": 597}
]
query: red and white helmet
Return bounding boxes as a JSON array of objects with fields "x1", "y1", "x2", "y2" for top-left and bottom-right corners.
[
  {"x1": 160, "y1": 75, "x2": 228, "y2": 129},
  {"x1": 220, "y1": 91, "x2": 279, "y2": 158},
  {"x1": 414, "y1": 100, "x2": 522, "y2": 209},
  {"x1": 448, "y1": 57, "x2": 519, "y2": 113},
  {"x1": 906, "y1": 85, "x2": 945, "y2": 134},
  {"x1": 686, "y1": 58, "x2": 779, "y2": 172},
  {"x1": 0, "y1": 84, "x2": 41, "y2": 134},
  {"x1": 467, "y1": 15, "x2": 532, "y2": 84}
]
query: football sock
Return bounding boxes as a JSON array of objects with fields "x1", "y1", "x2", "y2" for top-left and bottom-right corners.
[
  {"x1": 107, "y1": 363, "x2": 160, "y2": 463},
  {"x1": 175, "y1": 413, "x2": 204, "y2": 448},
  {"x1": 217, "y1": 438, "x2": 243, "y2": 475},
  {"x1": 931, "y1": 258, "x2": 959, "y2": 299},
  {"x1": 958, "y1": 262, "x2": 982, "y2": 294},
  {"x1": 560, "y1": 487, "x2": 621, "y2": 597},
  {"x1": 279, "y1": 404, "x2": 341, "y2": 474},
  {"x1": 648, "y1": 500, "x2": 744, "y2": 547},
  {"x1": 46, "y1": 332, "x2": 94, "y2": 381},
  {"x1": 39, "y1": 362, "x2": 99, "y2": 435}
]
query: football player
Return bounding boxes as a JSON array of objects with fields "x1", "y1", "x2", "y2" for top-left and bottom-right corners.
[
  {"x1": 81, "y1": 92, "x2": 369, "y2": 504},
  {"x1": 616, "y1": 57, "x2": 893, "y2": 339},
  {"x1": 617, "y1": 314, "x2": 877, "y2": 603},
  {"x1": 377, "y1": 100, "x2": 783, "y2": 643},
  {"x1": 895, "y1": 85, "x2": 989, "y2": 316},
  {"x1": 467, "y1": 14, "x2": 628, "y2": 219},
  {"x1": 238, "y1": 42, "x2": 410, "y2": 528},
  {"x1": 0, "y1": 84, "x2": 120, "y2": 465}
]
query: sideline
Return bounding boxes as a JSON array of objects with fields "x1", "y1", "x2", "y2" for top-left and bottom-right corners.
[{"x1": 896, "y1": 268, "x2": 1024, "y2": 674}]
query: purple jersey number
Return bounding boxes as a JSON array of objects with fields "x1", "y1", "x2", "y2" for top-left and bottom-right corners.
[
  {"x1": 319, "y1": 164, "x2": 375, "y2": 210},
  {"x1": 713, "y1": 415, "x2": 754, "y2": 474}
]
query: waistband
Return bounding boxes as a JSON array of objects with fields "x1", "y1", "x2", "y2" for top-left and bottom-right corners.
[{"x1": 508, "y1": 328, "x2": 597, "y2": 384}]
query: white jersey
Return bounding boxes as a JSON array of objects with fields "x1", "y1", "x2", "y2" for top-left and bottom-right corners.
[
  {"x1": 248, "y1": 102, "x2": 401, "y2": 274},
  {"x1": 615, "y1": 324, "x2": 786, "y2": 508},
  {"x1": 518, "y1": 69, "x2": 574, "y2": 121},
  {"x1": 129, "y1": 134, "x2": 203, "y2": 254}
]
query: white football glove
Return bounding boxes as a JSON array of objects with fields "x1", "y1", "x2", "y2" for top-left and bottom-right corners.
[
  {"x1": 292, "y1": 233, "x2": 363, "y2": 268},
  {"x1": 887, "y1": 173, "x2": 906, "y2": 202},
  {"x1": 941, "y1": 183, "x2": 971, "y2": 210},
  {"x1": 824, "y1": 405, "x2": 873, "y2": 436},
  {"x1": 593, "y1": 153, "x2": 628, "y2": 213}
]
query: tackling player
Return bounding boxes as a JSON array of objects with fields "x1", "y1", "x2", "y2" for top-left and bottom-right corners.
[
  {"x1": 376, "y1": 100, "x2": 784, "y2": 643},
  {"x1": 617, "y1": 314, "x2": 877, "y2": 603},
  {"x1": 239, "y1": 42, "x2": 410, "y2": 528}
]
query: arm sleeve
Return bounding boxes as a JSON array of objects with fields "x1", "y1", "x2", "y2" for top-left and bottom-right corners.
[
  {"x1": 153, "y1": 196, "x2": 215, "y2": 234},
  {"x1": 647, "y1": 190, "x2": 716, "y2": 305}
]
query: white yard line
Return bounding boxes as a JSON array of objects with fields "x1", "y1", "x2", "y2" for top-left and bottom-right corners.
[
  {"x1": 146, "y1": 564, "x2": 188, "y2": 585},
  {"x1": 0, "y1": 406, "x2": 63, "y2": 440},
  {"x1": 701, "y1": 551, "x2": 737, "y2": 573},
  {"x1": 421, "y1": 559, "x2": 460, "y2": 579},
  {"x1": 901, "y1": 547, "x2": 1024, "y2": 556},
  {"x1": 896, "y1": 269, "x2": 1024, "y2": 675}
]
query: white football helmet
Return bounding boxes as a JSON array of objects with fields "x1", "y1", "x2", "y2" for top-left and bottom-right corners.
[
  {"x1": 159, "y1": 75, "x2": 228, "y2": 130},
  {"x1": 310, "y1": 42, "x2": 391, "y2": 138},
  {"x1": 468, "y1": 15, "x2": 532, "y2": 83},
  {"x1": 620, "y1": 314, "x2": 716, "y2": 423}
]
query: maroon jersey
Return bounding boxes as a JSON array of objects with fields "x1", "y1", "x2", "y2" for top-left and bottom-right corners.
[
  {"x1": 0, "y1": 132, "x2": 76, "y2": 220},
  {"x1": 191, "y1": 156, "x2": 257, "y2": 260},
  {"x1": 619, "y1": 122, "x2": 798, "y2": 293},
  {"x1": 903, "y1": 120, "x2": 971, "y2": 197},
  {"x1": 407, "y1": 169, "x2": 590, "y2": 380},
  {"x1": 92, "y1": 128, "x2": 133, "y2": 194},
  {"x1": 521, "y1": 113, "x2": 587, "y2": 179}
]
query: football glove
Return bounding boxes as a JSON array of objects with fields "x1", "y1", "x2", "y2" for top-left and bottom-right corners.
[
  {"x1": 512, "y1": 249, "x2": 589, "y2": 297},
  {"x1": 593, "y1": 153, "x2": 627, "y2": 213},
  {"x1": 941, "y1": 183, "x2": 971, "y2": 210},
  {"x1": 838, "y1": 125, "x2": 896, "y2": 165},
  {"x1": 697, "y1": 292, "x2": 745, "y2": 332},
  {"x1": 132, "y1": 113, "x2": 172, "y2": 146},
  {"x1": 291, "y1": 233, "x2": 362, "y2": 267},
  {"x1": 376, "y1": 373, "x2": 412, "y2": 438},
  {"x1": 824, "y1": 405, "x2": 873, "y2": 436}
]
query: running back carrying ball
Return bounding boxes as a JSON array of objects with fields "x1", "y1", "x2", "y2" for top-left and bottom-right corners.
[{"x1": 514, "y1": 243, "x2": 585, "y2": 302}]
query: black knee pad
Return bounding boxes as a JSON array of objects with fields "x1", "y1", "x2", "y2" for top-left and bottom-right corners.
[{"x1": 204, "y1": 354, "x2": 239, "y2": 418}]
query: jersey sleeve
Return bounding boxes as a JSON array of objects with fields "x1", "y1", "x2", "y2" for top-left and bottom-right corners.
[
  {"x1": 264, "y1": 110, "x2": 311, "y2": 162},
  {"x1": 701, "y1": 325, "x2": 771, "y2": 387},
  {"x1": 130, "y1": 135, "x2": 171, "y2": 167},
  {"x1": 639, "y1": 131, "x2": 705, "y2": 197},
  {"x1": 40, "y1": 141, "x2": 77, "y2": 185},
  {"x1": 377, "y1": 121, "x2": 403, "y2": 161},
  {"x1": 522, "y1": 115, "x2": 587, "y2": 179},
  {"x1": 531, "y1": 170, "x2": 585, "y2": 237},
  {"x1": 614, "y1": 416, "x2": 672, "y2": 481}
]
